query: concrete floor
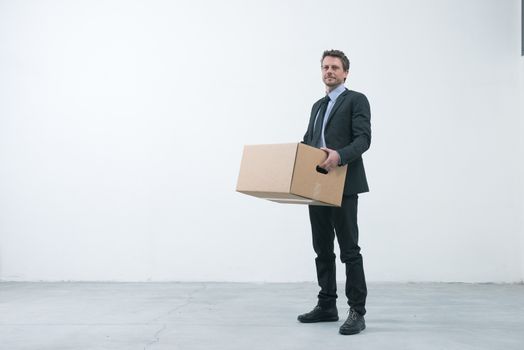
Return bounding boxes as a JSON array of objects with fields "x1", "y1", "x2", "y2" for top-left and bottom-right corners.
[{"x1": 0, "y1": 282, "x2": 523, "y2": 350}]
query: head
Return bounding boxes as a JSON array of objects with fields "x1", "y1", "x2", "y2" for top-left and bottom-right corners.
[{"x1": 321, "y1": 49, "x2": 350, "y2": 91}]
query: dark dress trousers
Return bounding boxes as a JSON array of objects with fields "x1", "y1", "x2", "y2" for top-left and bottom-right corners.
[{"x1": 302, "y1": 88, "x2": 371, "y2": 316}]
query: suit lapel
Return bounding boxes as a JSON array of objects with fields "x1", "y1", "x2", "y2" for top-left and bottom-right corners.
[
  {"x1": 325, "y1": 89, "x2": 348, "y2": 129},
  {"x1": 307, "y1": 100, "x2": 324, "y2": 144}
]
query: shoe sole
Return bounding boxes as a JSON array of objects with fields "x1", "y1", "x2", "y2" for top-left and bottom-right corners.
[
  {"x1": 339, "y1": 324, "x2": 366, "y2": 335},
  {"x1": 298, "y1": 316, "x2": 339, "y2": 323}
]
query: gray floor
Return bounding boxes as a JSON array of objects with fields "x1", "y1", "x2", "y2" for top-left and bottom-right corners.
[{"x1": 1, "y1": 282, "x2": 523, "y2": 350}]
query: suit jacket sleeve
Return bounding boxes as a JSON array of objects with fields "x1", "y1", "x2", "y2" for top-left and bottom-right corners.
[
  {"x1": 302, "y1": 129, "x2": 309, "y2": 144},
  {"x1": 337, "y1": 93, "x2": 371, "y2": 165}
]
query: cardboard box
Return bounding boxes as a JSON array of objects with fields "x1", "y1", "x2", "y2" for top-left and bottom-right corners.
[{"x1": 236, "y1": 143, "x2": 347, "y2": 206}]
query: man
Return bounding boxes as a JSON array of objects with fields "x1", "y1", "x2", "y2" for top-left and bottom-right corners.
[{"x1": 299, "y1": 49, "x2": 371, "y2": 335}]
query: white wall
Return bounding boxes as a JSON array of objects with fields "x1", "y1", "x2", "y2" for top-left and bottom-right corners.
[{"x1": 0, "y1": 0, "x2": 522, "y2": 282}]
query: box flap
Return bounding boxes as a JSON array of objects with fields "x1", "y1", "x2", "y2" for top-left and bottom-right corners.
[{"x1": 238, "y1": 190, "x2": 336, "y2": 206}]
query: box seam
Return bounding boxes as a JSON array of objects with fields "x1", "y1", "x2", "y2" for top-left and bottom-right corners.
[{"x1": 289, "y1": 143, "x2": 300, "y2": 194}]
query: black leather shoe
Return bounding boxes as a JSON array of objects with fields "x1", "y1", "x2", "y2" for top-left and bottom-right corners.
[
  {"x1": 339, "y1": 309, "x2": 366, "y2": 335},
  {"x1": 297, "y1": 305, "x2": 339, "y2": 323}
]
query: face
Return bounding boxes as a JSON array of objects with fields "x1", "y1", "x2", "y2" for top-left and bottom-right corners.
[{"x1": 321, "y1": 56, "x2": 348, "y2": 90}]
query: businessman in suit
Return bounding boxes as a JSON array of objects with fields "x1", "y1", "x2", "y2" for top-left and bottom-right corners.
[{"x1": 298, "y1": 49, "x2": 371, "y2": 335}]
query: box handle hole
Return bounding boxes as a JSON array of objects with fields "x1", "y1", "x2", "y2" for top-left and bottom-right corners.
[{"x1": 316, "y1": 165, "x2": 328, "y2": 175}]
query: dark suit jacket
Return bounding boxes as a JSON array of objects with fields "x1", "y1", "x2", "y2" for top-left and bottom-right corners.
[{"x1": 303, "y1": 88, "x2": 371, "y2": 195}]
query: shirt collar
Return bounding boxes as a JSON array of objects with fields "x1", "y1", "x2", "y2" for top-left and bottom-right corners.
[{"x1": 327, "y1": 84, "x2": 346, "y2": 102}]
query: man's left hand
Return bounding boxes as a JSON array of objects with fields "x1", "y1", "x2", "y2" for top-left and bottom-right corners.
[{"x1": 319, "y1": 147, "x2": 341, "y2": 172}]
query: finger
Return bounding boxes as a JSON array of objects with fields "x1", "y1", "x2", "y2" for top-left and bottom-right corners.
[{"x1": 326, "y1": 159, "x2": 336, "y2": 168}]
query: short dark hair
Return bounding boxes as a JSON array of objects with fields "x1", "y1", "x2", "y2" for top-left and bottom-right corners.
[{"x1": 321, "y1": 49, "x2": 350, "y2": 71}]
